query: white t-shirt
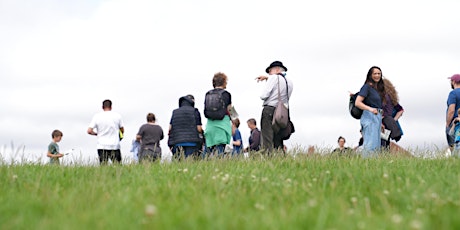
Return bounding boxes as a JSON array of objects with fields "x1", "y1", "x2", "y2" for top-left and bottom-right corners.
[{"x1": 89, "y1": 111, "x2": 124, "y2": 150}]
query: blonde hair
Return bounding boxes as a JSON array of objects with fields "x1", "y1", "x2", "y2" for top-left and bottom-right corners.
[{"x1": 382, "y1": 78, "x2": 399, "y2": 106}]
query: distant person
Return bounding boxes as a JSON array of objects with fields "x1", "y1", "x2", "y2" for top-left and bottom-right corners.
[
  {"x1": 87, "y1": 99, "x2": 124, "y2": 164},
  {"x1": 203, "y1": 72, "x2": 232, "y2": 156},
  {"x1": 354, "y1": 66, "x2": 385, "y2": 157},
  {"x1": 381, "y1": 78, "x2": 404, "y2": 148},
  {"x1": 245, "y1": 118, "x2": 261, "y2": 152},
  {"x1": 137, "y1": 113, "x2": 164, "y2": 162},
  {"x1": 231, "y1": 118, "x2": 243, "y2": 155},
  {"x1": 130, "y1": 139, "x2": 140, "y2": 162},
  {"x1": 449, "y1": 108, "x2": 460, "y2": 157},
  {"x1": 256, "y1": 61, "x2": 293, "y2": 154},
  {"x1": 446, "y1": 74, "x2": 460, "y2": 150},
  {"x1": 168, "y1": 95, "x2": 203, "y2": 159},
  {"x1": 332, "y1": 136, "x2": 351, "y2": 154},
  {"x1": 47, "y1": 130, "x2": 64, "y2": 165}
]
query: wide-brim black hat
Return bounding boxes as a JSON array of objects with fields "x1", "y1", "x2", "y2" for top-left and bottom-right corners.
[{"x1": 265, "y1": 61, "x2": 287, "y2": 73}]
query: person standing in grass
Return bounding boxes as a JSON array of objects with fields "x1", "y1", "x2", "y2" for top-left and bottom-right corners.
[
  {"x1": 137, "y1": 113, "x2": 164, "y2": 162},
  {"x1": 354, "y1": 66, "x2": 385, "y2": 157},
  {"x1": 446, "y1": 74, "x2": 460, "y2": 151},
  {"x1": 203, "y1": 72, "x2": 233, "y2": 156},
  {"x1": 231, "y1": 118, "x2": 243, "y2": 155},
  {"x1": 245, "y1": 118, "x2": 261, "y2": 152},
  {"x1": 47, "y1": 130, "x2": 64, "y2": 165},
  {"x1": 256, "y1": 61, "x2": 293, "y2": 154},
  {"x1": 87, "y1": 99, "x2": 124, "y2": 164},
  {"x1": 168, "y1": 94, "x2": 203, "y2": 160}
]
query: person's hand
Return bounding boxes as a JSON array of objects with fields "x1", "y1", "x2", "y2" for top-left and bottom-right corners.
[
  {"x1": 58, "y1": 153, "x2": 64, "y2": 158},
  {"x1": 369, "y1": 107, "x2": 378, "y2": 115},
  {"x1": 255, "y1": 76, "x2": 268, "y2": 82}
]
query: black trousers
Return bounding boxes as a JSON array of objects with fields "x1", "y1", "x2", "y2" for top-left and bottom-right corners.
[
  {"x1": 261, "y1": 106, "x2": 284, "y2": 154},
  {"x1": 97, "y1": 149, "x2": 122, "y2": 164}
]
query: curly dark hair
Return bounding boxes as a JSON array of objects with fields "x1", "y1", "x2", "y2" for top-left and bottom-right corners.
[{"x1": 212, "y1": 72, "x2": 228, "y2": 88}]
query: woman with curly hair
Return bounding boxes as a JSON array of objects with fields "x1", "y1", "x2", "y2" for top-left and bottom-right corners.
[{"x1": 381, "y1": 78, "x2": 404, "y2": 148}]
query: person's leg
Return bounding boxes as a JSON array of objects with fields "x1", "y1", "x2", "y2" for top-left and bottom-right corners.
[
  {"x1": 183, "y1": 146, "x2": 199, "y2": 159},
  {"x1": 113, "y1": 149, "x2": 122, "y2": 163},
  {"x1": 361, "y1": 111, "x2": 381, "y2": 157},
  {"x1": 261, "y1": 106, "x2": 275, "y2": 154},
  {"x1": 446, "y1": 125, "x2": 455, "y2": 150},
  {"x1": 97, "y1": 149, "x2": 109, "y2": 165}
]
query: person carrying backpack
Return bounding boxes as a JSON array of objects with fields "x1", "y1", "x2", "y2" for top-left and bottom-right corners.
[
  {"x1": 204, "y1": 72, "x2": 233, "y2": 156},
  {"x1": 354, "y1": 66, "x2": 385, "y2": 157}
]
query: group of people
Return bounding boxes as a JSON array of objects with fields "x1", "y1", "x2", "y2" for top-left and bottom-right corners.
[
  {"x1": 47, "y1": 61, "x2": 293, "y2": 164},
  {"x1": 49, "y1": 64, "x2": 459, "y2": 164}
]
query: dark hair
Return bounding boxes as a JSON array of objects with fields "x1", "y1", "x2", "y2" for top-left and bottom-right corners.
[
  {"x1": 365, "y1": 66, "x2": 386, "y2": 103},
  {"x1": 146, "y1": 113, "x2": 156, "y2": 122},
  {"x1": 213, "y1": 72, "x2": 228, "y2": 88},
  {"x1": 52, "y1": 130, "x2": 63, "y2": 138},
  {"x1": 337, "y1": 136, "x2": 345, "y2": 143},
  {"x1": 102, "y1": 99, "x2": 112, "y2": 109},
  {"x1": 247, "y1": 118, "x2": 257, "y2": 126},
  {"x1": 232, "y1": 118, "x2": 240, "y2": 128}
]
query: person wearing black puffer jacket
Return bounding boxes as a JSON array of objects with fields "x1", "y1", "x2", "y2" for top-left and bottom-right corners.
[{"x1": 168, "y1": 95, "x2": 203, "y2": 159}]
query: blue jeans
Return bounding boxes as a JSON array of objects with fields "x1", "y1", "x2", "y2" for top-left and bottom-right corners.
[
  {"x1": 360, "y1": 110, "x2": 382, "y2": 157},
  {"x1": 172, "y1": 145, "x2": 200, "y2": 159}
]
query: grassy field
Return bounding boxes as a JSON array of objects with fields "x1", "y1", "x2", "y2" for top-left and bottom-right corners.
[{"x1": 1, "y1": 153, "x2": 460, "y2": 230}]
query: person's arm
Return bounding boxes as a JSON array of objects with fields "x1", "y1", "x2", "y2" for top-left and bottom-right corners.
[
  {"x1": 256, "y1": 76, "x2": 268, "y2": 82},
  {"x1": 394, "y1": 110, "x2": 404, "y2": 121},
  {"x1": 447, "y1": 104, "x2": 456, "y2": 127},
  {"x1": 260, "y1": 76, "x2": 274, "y2": 101},
  {"x1": 87, "y1": 127, "x2": 97, "y2": 135},
  {"x1": 355, "y1": 95, "x2": 378, "y2": 115}
]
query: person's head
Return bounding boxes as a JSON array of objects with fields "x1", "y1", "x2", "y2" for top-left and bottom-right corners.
[
  {"x1": 213, "y1": 72, "x2": 228, "y2": 88},
  {"x1": 448, "y1": 74, "x2": 460, "y2": 89},
  {"x1": 337, "y1": 136, "x2": 346, "y2": 147},
  {"x1": 247, "y1": 118, "x2": 257, "y2": 130},
  {"x1": 265, "y1": 61, "x2": 288, "y2": 75},
  {"x1": 179, "y1": 94, "x2": 195, "y2": 107},
  {"x1": 51, "y1": 129, "x2": 63, "y2": 142},
  {"x1": 102, "y1": 99, "x2": 112, "y2": 111},
  {"x1": 232, "y1": 118, "x2": 240, "y2": 128},
  {"x1": 382, "y1": 78, "x2": 399, "y2": 106},
  {"x1": 146, "y1": 113, "x2": 156, "y2": 122},
  {"x1": 457, "y1": 108, "x2": 460, "y2": 116},
  {"x1": 365, "y1": 66, "x2": 385, "y2": 100}
]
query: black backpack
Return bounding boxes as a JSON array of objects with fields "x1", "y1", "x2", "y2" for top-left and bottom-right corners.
[
  {"x1": 204, "y1": 89, "x2": 227, "y2": 120},
  {"x1": 349, "y1": 92, "x2": 363, "y2": 119}
]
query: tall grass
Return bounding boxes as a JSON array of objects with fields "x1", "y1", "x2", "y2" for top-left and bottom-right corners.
[{"x1": 1, "y1": 152, "x2": 459, "y2": 229}]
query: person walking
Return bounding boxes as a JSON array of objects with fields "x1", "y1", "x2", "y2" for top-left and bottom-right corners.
[
  {"x1": 256, "y1": 61, "x2": 293, "y2": 154},
  {"x1": 204, "y1": 72, "x2": 233, "y2": 156},
  {"x1": 87, "y1": 99, "x2": 124, "y2": 164},
  {"x1": 446, "y1": 74, "x2": 460, "y2": 150},
  {"x1": 168, "y1": 94, "x2": 203, "y2": 159},
  {"x1": 354, "y1": 66, "x2": 385, "y2": 157}
]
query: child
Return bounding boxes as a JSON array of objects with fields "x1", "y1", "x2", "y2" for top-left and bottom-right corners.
[
  {"x1": 47, "y1": 130, "x2": 64, "y2": 165},
  {"x1": 231, "y1": 118, "x2": 243, "y2": 155},
  {"x1": 449, "y1": 108, "x2": 460, "y2": 157}
]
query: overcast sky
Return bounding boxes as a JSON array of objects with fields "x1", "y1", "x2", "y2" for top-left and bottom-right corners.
[{"x1": 1, "y1": 0, "x2": 459, "y2": 162}]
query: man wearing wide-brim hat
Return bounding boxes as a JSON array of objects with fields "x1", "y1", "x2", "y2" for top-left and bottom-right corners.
[{"x1": 256, "y1": 61, "x2": 294, "y2": 153}]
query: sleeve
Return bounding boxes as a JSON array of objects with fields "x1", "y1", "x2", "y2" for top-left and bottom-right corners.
[
  {"x1": 118, "y1": 114, "x2": 124, "y2": 128},
  {"x1": 260, "y1": 76, "x2": 276, "y2": 100},
  {"x1": 48, "y1": 143, "x2": 58, "y2": 155},
  {"x1": 447, "y1": 91, "x2": 456, "y2": 106},
  {"x1": 88, "y1": 115, "x2": 97, "y2": 129},
  {"x1": 137, "y1": 125, "x2": 143, "y2": 137},
  {"x1": 358, "y1": 84, "x2": 369, "y2": 98},
  {"x1": 195, "y1": 109, "x2": 202, "y2": 125}
]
